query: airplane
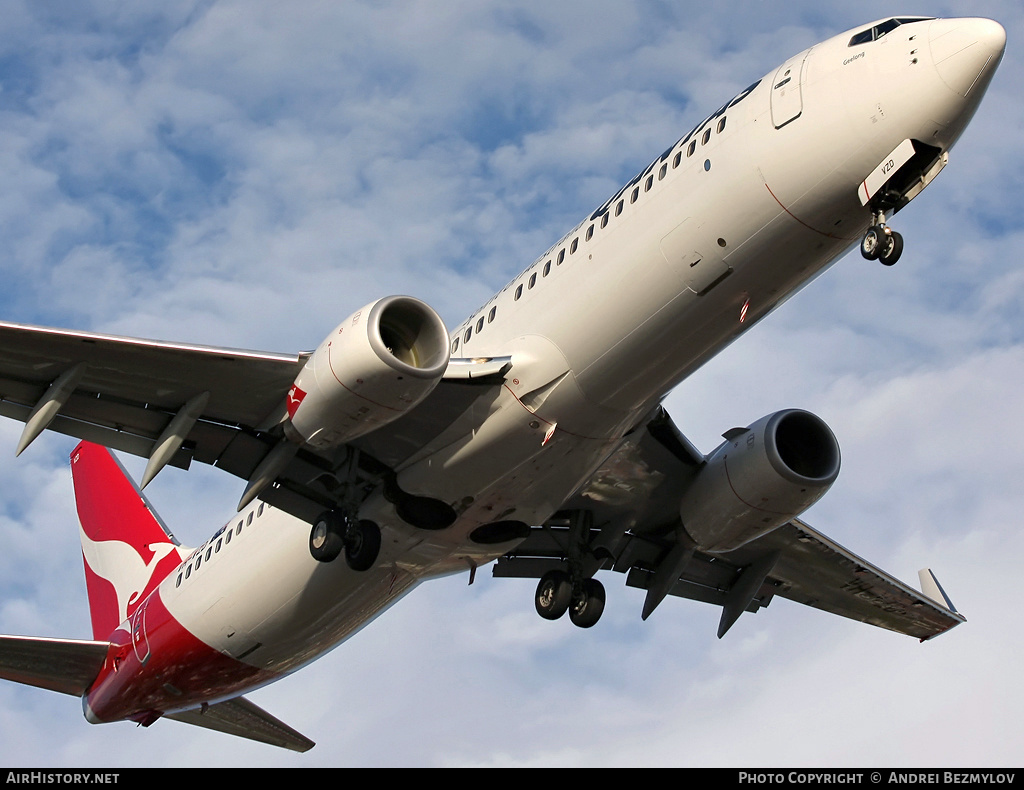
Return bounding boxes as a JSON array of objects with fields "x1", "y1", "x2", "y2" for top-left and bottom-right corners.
[{"x1": 0, "y1": 16, "x2": 1005, "y2": 752}]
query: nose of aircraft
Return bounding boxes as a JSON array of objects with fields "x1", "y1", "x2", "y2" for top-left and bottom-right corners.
[{"x1": 929, "y1": 17, "x2": 1007, "y2": 97}]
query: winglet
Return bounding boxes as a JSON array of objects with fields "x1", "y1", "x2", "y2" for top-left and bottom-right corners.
[{"x1": 918, "y1": 568, "x2": 960, "y2": 615}]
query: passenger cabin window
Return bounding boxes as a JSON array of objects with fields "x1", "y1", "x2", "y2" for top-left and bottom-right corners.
[
  {"x1": 515, "y1": 284, "x2": 523, "y2": 300},
  {"x1": 586, "y1": 224, "x2": 594, "y2": 241},
  {"x1": 488, "y1": 306, "x2": 496, "y2": 322},
  {"x1": 673, "y1": 152, "x2": 682, "y2": 168},
  {"x1": 601, "y1": 213, "x2": 609, "y2": 228},
  {"x1": 717, "y1": 118, "x2": 727, "y2": 134},
  {"x1": 702, "y1": 128, "x2": 711, "y2": 145},
  {"x1": 659, "y1": 163, "x2": 667, "y2": 180},
  {"x1": 570, "y1": 238, "x2": 578, "y2": 254},
  {"x1": 557, "y1": 249, "x2": 565, "y2": 264},
  {"x1": 630, "y1": 187, "x2": 639, "y2": 203},
  {"x1": 687, "y1": 140, "x2": 696, "y2": 157},
  {"x1": 615, "y1": 200, "x2": 623, "y2": 216},
  {"x1": 476, "y1": 317, "x2": 484, "y2": 333},
  {"x1": 542, "y1": 261, "x2": 550, "y2": 277},
  {"x1": 452, "y1": 337, "x2": 459, "y2": 354},
  {"x1": 529, "y1": 273, "x2": 536, "y2": 289}
]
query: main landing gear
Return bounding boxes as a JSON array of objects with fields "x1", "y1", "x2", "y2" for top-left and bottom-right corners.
[
  {"x1": 309, "y1": 510, "x2": 381, "y2": 571},
  {"x1": 532, "y1": 510, "x2": 609, "y2": 628},
  {"x1": 860, "y1": 212, "x2": 904, "y2": 266},
  {"x1": 535, "y1": 570, "x2": 606, "y2": 629}
]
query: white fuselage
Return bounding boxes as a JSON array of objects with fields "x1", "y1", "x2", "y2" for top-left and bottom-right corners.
[{"x1": 142, "y1": 16, "x2": 1002, "y2": 706}]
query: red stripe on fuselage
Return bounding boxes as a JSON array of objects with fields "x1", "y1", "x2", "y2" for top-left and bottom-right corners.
[{"x1": 85, "y1": 588, "x2": 279, "y2": 724}]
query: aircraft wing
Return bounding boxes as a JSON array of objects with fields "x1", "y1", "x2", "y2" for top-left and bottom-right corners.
[
  {"x1": 0, "y1": 320, "x2": 505, "y2": 522},
  {"x1": 0, "y1": 319, "x2": 306, "y2": 468},
  {"x1": 494, "y1": 407, "x2": 966, "y2": 641}
]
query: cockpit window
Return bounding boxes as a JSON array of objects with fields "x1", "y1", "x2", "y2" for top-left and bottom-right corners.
[{"x1": 848, "y1": 17, "x2": 934, "y2": 47}]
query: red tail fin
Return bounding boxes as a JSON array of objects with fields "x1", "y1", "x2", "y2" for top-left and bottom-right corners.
[{"x1": 71, "y1": 442, "x2": 189, "y2": 640}]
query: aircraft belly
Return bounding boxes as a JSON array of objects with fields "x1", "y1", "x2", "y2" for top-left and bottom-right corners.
[
  {"x1": 395, "y1": 372, "x2": 623, "y2": 506},
  {"x1": 161, "y1": 509, "x2": 426, "y2": 673}
]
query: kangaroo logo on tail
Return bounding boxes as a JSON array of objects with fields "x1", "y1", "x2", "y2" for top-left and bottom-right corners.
[{"x1": 71, "y1": 443, "x2": 190, "y2": 640}]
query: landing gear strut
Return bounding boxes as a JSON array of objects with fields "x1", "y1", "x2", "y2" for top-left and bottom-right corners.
[
  {"x1": 309, "y1": 511, "x2": 381, "y2": 571},
  {"x1": 860, "y1": 212, "x2": 904, "y2": 266},
  {"x1": 532, "y1": 509, "x2": 609, "y2": 628}
]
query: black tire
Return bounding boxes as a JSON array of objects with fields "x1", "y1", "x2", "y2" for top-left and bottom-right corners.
[
  {"x1": 535, "y1": 570, "x2": 572, "y2": 620},
  {"x1": 879, "y1": 230, "x2": 904, "y2": 266},
  {"x1": 310, "y1": 512, "x2": 345, "y2": 563},
  {"x1": 345, "y1": 519, "x2": 381, "y2": 572},
  {"x1": 860, "y1": 225, "x2": 885, "y2": 261},
  {"x1": 569, "y1": 578, "x2": 606, "y2": 629}
]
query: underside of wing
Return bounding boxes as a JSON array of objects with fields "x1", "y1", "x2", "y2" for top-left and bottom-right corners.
[
  {"x1": 496, "y1": 406, "x2": 964, "y2": 641},
  {"x1": 0, "y1": 319, "x2": 508, "y2": 523},
  {"x1": 0, "y1": 320, "x2": 305, "y2": 470},
  {"x1": 0, "y1": 635, "x2": 109, "y2": 696},
  {"x1": 166, "y1": 695, "x2": 315, "y2": 752},
  {"x1": 735, "y1": 519, "x2": 965, "y2": 639}
]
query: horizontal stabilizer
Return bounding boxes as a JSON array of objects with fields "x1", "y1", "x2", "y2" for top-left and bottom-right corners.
[
  {"x1": 0, "y1": 635, "x2": 109, "y2": 697},
  {"x1": 167, "y1": 696, "x2": 315, "y2": 752}
]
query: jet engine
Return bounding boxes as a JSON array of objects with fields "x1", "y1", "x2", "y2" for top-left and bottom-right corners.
[
  {"x1": 286, "y1": 295, "x2": 450, "y2": 450},
  {"x1": 679, "y1": 409, "x2": 840, "y2": 553}
]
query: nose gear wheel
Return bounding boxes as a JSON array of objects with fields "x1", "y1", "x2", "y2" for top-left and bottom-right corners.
[{"x1": 861, "y1": 223, "x2": 904, "y2": 266}]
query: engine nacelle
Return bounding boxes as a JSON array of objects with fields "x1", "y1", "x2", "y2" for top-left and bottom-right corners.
[
  {"x1": 286, "y1": 296, "x2": 450, "y2": 450},
  {"x1": 679, "y1": 409, "x2": 841, "y2": 553}
]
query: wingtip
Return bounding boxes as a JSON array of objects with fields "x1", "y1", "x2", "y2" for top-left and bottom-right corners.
[{"x1": 918, "y1": 568, "x2": 960, "y2": 615}]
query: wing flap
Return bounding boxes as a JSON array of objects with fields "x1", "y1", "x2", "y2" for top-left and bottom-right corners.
[{"x1": 166, "y1": 696, "x2": 315, "y2": 752}]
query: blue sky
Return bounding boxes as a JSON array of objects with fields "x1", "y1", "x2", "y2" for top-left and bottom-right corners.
[{"x1": 0, "y1": 0, "x2": 1021, "y2": 767}]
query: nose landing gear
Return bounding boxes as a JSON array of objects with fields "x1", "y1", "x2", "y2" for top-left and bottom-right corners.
[{"x1": 860, "y1": 213, "x2": 904, "y2": 266}]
